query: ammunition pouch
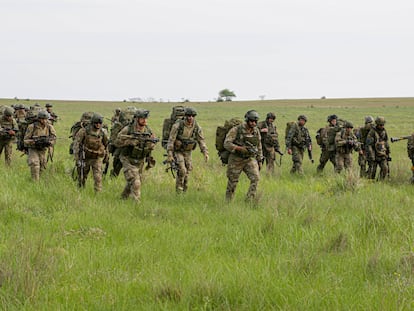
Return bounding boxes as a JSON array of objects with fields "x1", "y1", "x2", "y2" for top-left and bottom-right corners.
[{"x1": 175, "y1": 139, "x2": 197, "y2": 152}]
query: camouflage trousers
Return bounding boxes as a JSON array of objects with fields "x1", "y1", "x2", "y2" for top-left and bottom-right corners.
[
  {"x1": 120, "y1": 155, "x2": 145, "y2": 202},
  {"x1": 317, "y1": 148, "x2": 336, "y2": 172},
  {"x1": 78, "y1": 157, "x2": 103, "y2": 192},
  {"x1": 290, "y1": 146, "x2": 304, "y2": 174},
  {"x1": 335, "y1": 152, "x2": 353, "y2": 173},
  {"x1": 0, "y1": 139, "x2": 14, "y2": 166},
  {"x1": 367, "y1": 157, "x2": 389, "y2": 180},
  {"x1": 175, "y1": 151, "x2": 193, "y2": 193},
  {"x1": 226, "y1": 154, "x2": 260, "y2": 201},
  {"x1": 110, "y1": 148, "x2": 122, "y2": 177},
  {"x1": 27, "y1": 148, "x2": 47, "y2": 181},
  {"x1": 263, "y1": 146, "x2": 276, "y2": 174},
  {"x1": 358, "y1": 151, "x2": 368, "y2": 177}
]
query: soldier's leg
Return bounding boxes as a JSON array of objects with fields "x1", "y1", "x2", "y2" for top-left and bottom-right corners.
[
  {"x1": 244, "y1": 159, "x2": 260, "y2": 199},
  {"x1": 410, "y1": 158, "x2": 414, "y2": 183},
  {"x1": 378, "y1": 158, "x2": 389, "y2": 180},
  {"x1": 317, "y1": 149, "x2": 329, "y2": 172},
  {"x1": 335, "y1": 153, "x2": 344, "y2": 173},
  {"x1": 367, "y1": 161, "x2": 377, "y2": 179},
  {"x1": 344, "y1": 153, "x2": 352, "y2": 170},
  {"x1": 175, "y1": 153, "x2": 187, "y2": 193},
  {"x1": 266, "y1": 149, "x2": 275, "y2": 174},
  {"x1": 4, "y1": 141, "x2": 13, "y2": 166},
  {"x1": 39, "y1": 149, "x2": 47, "y2": 176},
  {"x1": 225, "y1": 158, "x2": 243, "y2": 201},
  {"x1": 129, "y1": 163, "x2": 144, "y2": 201},
  {"x1": 27, "y1": 149, "x2": 40, "y2": 181},
  {"x1": 358, "y1": 153, "x2": 367, "y2": 177},
  {"x1": 91, "y1": 159, "x2": 103, "y2": 192},
  {"x1": 329, "y1": 151, "x2": 337, "y2": 169},
  {"x1": 183, "y1": 152, "x2": 193, "y2": 192},
  {"x1": 292, "y1": 147, "x2": 304, "y2": 174}
]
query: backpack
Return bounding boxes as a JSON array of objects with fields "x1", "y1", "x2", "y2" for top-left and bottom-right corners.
[
  {"x1": 285, "y1": 121, "x2": 296, "y2": 141},
  {"x1": 68, "y1": 111, "x2": 94, "y2": 154},
  {"x1": 215, "y1": 118, "x2": 243, "y2": 164},
  {"x1": 118, "y1": 106, "x2": 137, "y2": 125},
  {"x1": 162, "y1": 105, "x2": 186, "y2": 149},
  {"x1": 316, "y1": 127, "x2": 328, "y2": 146}
]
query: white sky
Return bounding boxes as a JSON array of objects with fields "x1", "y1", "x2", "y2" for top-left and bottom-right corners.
[{"x1": 1, "y1": 0, "x2": 414, "y2": 102}]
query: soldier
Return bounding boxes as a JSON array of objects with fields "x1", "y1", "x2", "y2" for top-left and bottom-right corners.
[
  {"x1": 114, "y1": 109, "x2": 158, "y2": 202},
  {"x1": 286, "y1": 115, "x2": 312, "y2": 174},
  {"x1": 23, "y1": 111, "x2": 57, "y2": 181},
  {"x1": 224, "y1": 110, "x2": 262, "y2": 202},
  {"x1": 14, "y1": 104, "x2": 27, "y2": 123},
  {"x1": 366, "y1": 116, "x2": 390, "y2": 180},
  {"x1": 257, "y1": 112, "x2": 281, "y2": 174},
  {"x1": 356, "y1": 116, "x2": 375, "y2": 177},
  {"x1": 334, "y1": 122, "x2": 360, "y2": 173},
  {"x1": 111, "y1": 108, "x2": 121, "y2": 126},
  {"x1": 166, "y1": 107, "x2": 209, "y2": 193},
  {"x1": 73, "y1": 113, "x2": 109, "y2": 192},
  {"x1": 45, "y1": 103, "x2": 58, "y2": 124},
  {"x1": 407, "y1": 134, "x2": 414, "y2": 183},
  {"x1": 316, "y1": 114, "x2": 339, "y2": 173},
  {"x1": 0, "y1": 107, "x2": 19, "y2": 166}
]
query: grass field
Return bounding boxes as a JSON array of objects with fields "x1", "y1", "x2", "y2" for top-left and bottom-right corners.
[{"x1": 0, "y1": 97, "x2": 414, "y2": 310}]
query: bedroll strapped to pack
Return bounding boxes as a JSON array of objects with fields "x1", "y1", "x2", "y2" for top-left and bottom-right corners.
[
  {"x1": 215, "y1": 118, "x2": 243, "y2": 164},
  {"x1": 285, "y1": 121, "x2": 296, "y2": 141},
  {"x1": 162, "y1": 105, "x2": 186, "y2": 149}
]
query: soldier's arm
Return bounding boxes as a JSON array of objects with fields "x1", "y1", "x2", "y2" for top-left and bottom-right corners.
[
  {"x1": 49, "y1": 125, "x2": 57, "y2": 146},
  {"x1": 196, "y1": 126, "x2": 208, "y2": 155},
  {"x1": 166, "y1": 123, "x2": 179, "y2": 153},
  {"x1": 24, "y1": 124, "x2": 35, "y2": 146},
  {"x1": 224, "y1": 126, "x2": 240, "y2": 152},
  {"x1": 335, "y1": 131, "x2": 346, "y2": 147},
  {"x1": 113, "y1": 126, "x2": 131, "y2": 148},
  {"x1": 73, "y1": 128, "x2": 86, "y2": 158}
]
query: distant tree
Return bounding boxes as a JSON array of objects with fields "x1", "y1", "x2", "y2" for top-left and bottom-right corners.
[
  {"x1": 259, "y1": 95, "x2": 266, "y2": 100},
  {"x1": 218, "y1": 89, "x2": 236, "y2": 102}
]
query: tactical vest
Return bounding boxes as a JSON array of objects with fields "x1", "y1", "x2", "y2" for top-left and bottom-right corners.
[
  {"x1": 124, "y1": 124, "x2": 154, "y2": 159},
  {"x1": 259, "y1": 121, "x2": 278, "y2": 147},
  {"x1": 175, "y1": 120, "x2": 199, "y2": 152},
  {"x1": 83, "y1": 126, "x2": 106, "y2": 158},
  {"x1": 234, "y1": 125, "x2": 260, "y2": 158}
]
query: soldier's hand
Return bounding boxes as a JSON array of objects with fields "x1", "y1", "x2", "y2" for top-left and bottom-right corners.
[
  {"x1": 257, "y1": 160, "x2": 262, "y2": 171},
  {"x1": 287, "y1": 148, "x2": 292, "y2": 155},
  {"x1": 8, "y1": 130, "x2": 15, "y2": 136},
  {"x1": 236, "y1": 146, "x2": 249, "y2": 155},
  {"x1": 204, "y1": 153, "x2": 209, "y2": 162},
  {"x1": 167, "y1": 153, "x2": 174, "y2": 163}
]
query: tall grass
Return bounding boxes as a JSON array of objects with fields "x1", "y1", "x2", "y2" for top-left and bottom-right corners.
[{"x1": 0, "y1": 97, "x2": 414, "y2": 309}]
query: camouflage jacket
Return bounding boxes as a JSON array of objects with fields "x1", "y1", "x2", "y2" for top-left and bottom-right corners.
[
  {"x1": 258, "y1": 120, "x2": 279, "y2": 149},
  {"x1": 167, "y1": 119, "x2": 208, "y2": 154},
  {"x1": 285, "y1": 122, "x2": 311, "y2": 150},
  {"x1": 224, "y1": 123, "x2": 262, "y2": 160},
  {"x1": 366, "y1": 127, "x2": 389, "y2": 159}
]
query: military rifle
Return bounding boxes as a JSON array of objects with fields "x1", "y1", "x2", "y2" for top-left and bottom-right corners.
[
  {"x1": 162, "y1": 154, "x2": 178, "y2": 178},
  {"x1": 303, "y1": 132, "x2": 314, "y2": 163},
  {"x1": 0, "y1": 127, "x2": 18, "y2": 138},
  {"x1": 120, "y1": 132, "x2": 159, "y2": 144},
  {"x1": 77, "y1": 144, "x2": 86, "y2": 187},
  {"x1": 391, "y1": 136, "x2": 411, "y2": 143}
]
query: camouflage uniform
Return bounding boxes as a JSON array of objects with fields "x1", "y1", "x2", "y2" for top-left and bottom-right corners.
[
  {"x1": 355, "y1": 116, "x2": 374, "y2": 177},
  {"x1": 407, "y1": 134, "x2": 414, "y2": 183},
  {"x1": 23, "y1": 112, "x2": 56, "y2": 181},
  {"x1": 257, "y1": 113, "x2": 280, "y2": 174},
  {"x1": 224, "y1": 111, "x2": 262, "y2": 201},
  {"x1": 114, "y1": 110, "x2": 157, "y2": 202},
  {"x1": 167, "y1": 108, "x2": 208, "y2": 193},
  {"x1": 0, "y1": 110, "x2": 19, "y2": 166},
  {"x1": 45, "y1": 103, "x2": 58, "y2": 125},
  {"x1": 366, "y1": 117, "x2": 390, "y2": 180},
  {"x1": 316, "y1": 115, "x2": 339, "y2": 172},
  {"x1": 73, "y1": 115, "x2": 109, "y2": 192},
  {"x1": 285, "y1": 115, "x2": 312, "y2": 174},
  {"x1": 334, "y1": 122, "x2": 360, "y2": 173}
]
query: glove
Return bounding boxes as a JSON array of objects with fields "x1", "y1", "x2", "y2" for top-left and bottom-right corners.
[
  {"x1": 167, "y1": 152, "x2": 174, "y2": 163},
  {"x1": 204, "y1": 153, "x2": 209, "y2": 162},
  {"x1": 236, "y1": 146, "x2": 249, "y2": 155}
]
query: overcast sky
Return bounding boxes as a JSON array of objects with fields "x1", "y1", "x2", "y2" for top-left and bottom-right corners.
[{"x1": 2, "y1": 0, "x2": 414, "y2": 102}]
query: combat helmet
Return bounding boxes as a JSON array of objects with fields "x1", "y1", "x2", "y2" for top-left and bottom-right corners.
[
  {"x1": 134, "y1": 109, "x2": 150, "y2": 119},
  {"x1": 45, "y1": 103, "x2": 53, "y2": 108},
  {"x1": 245, "y1": 110, "x2": 260, "y2": 122},
  {"x1": 91, "y1": 113, "x2": 103, "y2": 124},
  {"x1": 37, "y1": 110, "x2": 49, "y2": 119},
  {"x1": 345, "y1": 121, "x2": 354, "y2": 128},
  {"x1": 375, "y1": 116, "x2": 386, "y2": 125},
  {"x1": 327, "y1": 114, "x2": 338, "y2": 122},
  {"x1": 4, "y1": 107, "x2": 14, "y2": 116},
  {"x1": 365, "y1": 116, "x2": 374, "y2": 124},
  {"x1": 184, "y1": 107, "x2": 197, "y2": 116},
  {"x1": 266, "y1": 112, "x2": 276, "y2": 120},
  {"x1": 297, "y1": 114, "x2": 308, "y2": 122}
]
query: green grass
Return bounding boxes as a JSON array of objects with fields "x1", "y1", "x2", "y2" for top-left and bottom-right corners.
[{"x1": 0, "y1": 97, "x2": 414, "y2": 309}]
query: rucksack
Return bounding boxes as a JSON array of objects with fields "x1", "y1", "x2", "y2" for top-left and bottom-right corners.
[
  {"x1": 118, "y1": 106, "x2": 137, "y2": 125},
  {"x1": 285, "y1": 121, "x2": 296, "y2": 141},
  {"x1": 316, "y1": 127, "x2": 328, "y2": 146},
  {"x1": 215, "y1": 118, "x2": 243, "y2": 164},
  {"x1": 68, "y1": 111, "x2": 94, "y2": 154},
  {"x1": 162, "y1": 105, "x2": 186, "y2": 149}
]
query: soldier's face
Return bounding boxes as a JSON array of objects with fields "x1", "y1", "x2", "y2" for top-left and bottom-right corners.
[
  {"x1": 247, "y1": 119, "x2": 257, "y2": 128},
  {"x1": 299, "y1": 119, "x2": 306, "y2": 126},
  {"x1": 39, "y1": 118, "x2": 48, "y2": 125},
  {"x1": 330, "y1": 119, "x2": 337, "y2": 126},
  {"x1": 137, "y1": 117, "x2": 147, "y2": 126},
  {"x1": 267, "y1": 118, "x2": 274, "y2": 124},
  {"x1": 93, "y1": 121, "x2": 102, "y2": 129},
  {"x1": 185, "y1": 115, "x2": 194, "y2": 125}
]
